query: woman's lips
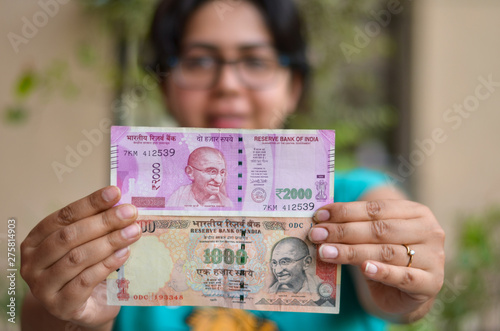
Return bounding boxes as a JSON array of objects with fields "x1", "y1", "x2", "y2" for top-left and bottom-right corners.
[{"x1": 209, "y1": 116, "x2": 248, "y2": 129}]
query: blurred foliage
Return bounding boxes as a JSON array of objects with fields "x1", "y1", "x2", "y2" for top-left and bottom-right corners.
[
  {"x1": 14, "y1": 70, "x2": 38, "y2": 99},
  {"x1": 4, "y1": 105, "x2": 30, "y2": 124},
  {"x1": 80, "y1": 0, "x2": 157, "y2": 40},
  {"x1": 77, "y1": 42, "x2": 99, "y2": 67},
  {"x1": 79, "y1": 0, "x2": 158, "y2": 85},
  {"x1": 291, "y1": 0, "x2": 399, "y2": 169},
  {"x1": 390, "y1": 206, "x2": 500, "y2": 331},
  {"x1": 3, "y1": 70, "x2": 38, "y2": 124},
  {"x1": 3, "y1": 60, "x2": 80, "y2": 125},
  {"x1": 79, "y1": 0, "x2": 168, "y2": 126}
]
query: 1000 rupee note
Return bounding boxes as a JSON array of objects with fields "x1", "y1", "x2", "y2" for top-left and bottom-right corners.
[{"x1": 107, "y1": 216, "x2": 340, "y2": 314}]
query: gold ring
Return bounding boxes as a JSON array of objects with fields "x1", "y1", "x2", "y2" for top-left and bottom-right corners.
[{"x1": 402, "y1": 244, "x2": 415, "y2": 267}]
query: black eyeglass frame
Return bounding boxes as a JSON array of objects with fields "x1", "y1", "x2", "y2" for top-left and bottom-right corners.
[{"x1": 166, "y1": 55, "x2": 292, "y2": 90}]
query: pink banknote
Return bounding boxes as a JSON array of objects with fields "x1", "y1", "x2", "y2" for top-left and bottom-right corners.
[
  {"x1": 111, "y1": 127, "x2": 335, "y2": 217},
  {"x1": 107, "y1": 216, "x2": 340, "y2": 314}
]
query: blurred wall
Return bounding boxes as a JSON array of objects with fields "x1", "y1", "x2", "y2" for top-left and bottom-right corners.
[
  {"x1": 1, "y1": 4, "x2": 113, "y2": 328},
  {"x1": 411, "y1": 0, "x2": 500, "y2": 253},
  {"x1": 0, "y1": 1, "x2": 113, "y2": 235}
]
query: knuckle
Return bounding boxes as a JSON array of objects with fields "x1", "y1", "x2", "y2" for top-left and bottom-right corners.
[
  {"x1": 20, "y1": 247, "x2": 30, "y2": 269},
  {"x1": 88, "y1": 191, "x2": 103, "y2": 210},
  {"x1": 400, "y1": 270, "x2": 415, "y2": 287},
  {"x1": 20, "y1": 264, "x2": 27, "y2": 280},
  {"x1": 101, "y1": 256, "x2": 118, "y2": 271},
  {"x1": 20, "y1": 255, "x2": 39, "y2": 285},
  {"x1": 421, "y1": 205, "x2": 432, "y2": 216},
  {"x1": 20, "y1": 239, "x2": 29, "y2": 253},
  {"x1": 432, "y1": 227, "x2": 446, "y2": 242},
  {"x1": 366, "y1": 200, "x2": 383, "y2": 220},
  {"x1": 380, "y1": 245, "x2": 396, "y2": 263},
  {"x1": 371, "y1": 220, "x2": 389, "y2": 240},
  {"x1": 20, "y1": 264, "x2": 31, "y2": 282},
  {"x1": 380, "y1": 267, "x2": 392, "y2": 281},
  {"x1": 101, "y1": 209, "x2": 115, "y2": 230},
  {"x1": 58, "y1": 206, "x2": 76, "y2": 225},
  {"x1": 334, "y1": 224, "x2": 347, "y2": 241},
  {"x1": 67, "y1": 248, "x2": 86, "y2": 266},
  {"x1": 58, "y1": 226, "x2": 77, "y2": 245},
  {"x1": 106, "y1": 231, "x2": 122, "y2": 249},
  {"x1": 416, "y1": 204, "x2": 433, "y2": 219},
  {"x1": 75, "y1": 271, "x2": 93, "y2": 289},
  {"x1": 435, "y1": 273, "x2": 445, "y2": 291},
  {"x1": 338, "y1": 204, "x2": 349, "y2": 219},
  {"x1": 436, "y1": 249, "x2": 446, "y2": 263},
  {"x1": 346, "y1": 246, "x2": 357, "y2": 263}
]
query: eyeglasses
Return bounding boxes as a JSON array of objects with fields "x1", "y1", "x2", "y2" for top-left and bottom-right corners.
[
  {"x1": 168, "y1": 55, "x2": 290, "y2": 90},
  {"x1": 271, "y1": 256, "x2": 307, "y2": 268},
  {"x1": 190, "y1": 165, "x2": 226, "y2": 178}
]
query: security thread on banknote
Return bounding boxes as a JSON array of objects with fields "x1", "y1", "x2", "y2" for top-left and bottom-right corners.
[
  {"x1": 110, "y1": 126, "x2": 335, "y2": 217},
  {"x1": 107, "y1": 216, "x2": 340, "y2": 313}
]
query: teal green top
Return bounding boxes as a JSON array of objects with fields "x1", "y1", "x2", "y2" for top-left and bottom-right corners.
[{"x1": 113, "y1": 168, "x2": 389, "y2": 331}]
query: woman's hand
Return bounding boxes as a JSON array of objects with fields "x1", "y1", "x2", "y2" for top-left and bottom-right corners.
[
  {"x1": 308, "y1": 191, "x2": 445, "y2": 322},
  {"x1": 21, "y1": 186, "x2": 141, "y2": 329}
]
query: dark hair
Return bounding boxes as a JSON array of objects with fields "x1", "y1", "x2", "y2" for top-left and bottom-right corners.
[{"x1": 146, "y1": 0, "x2": 310, "y2": 93}]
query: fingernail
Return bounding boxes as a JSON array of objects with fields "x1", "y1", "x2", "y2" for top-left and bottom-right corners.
[
  {"x1": 314, "y1": 209, "x2": 330, "y2": 222},
  {"x1": 115, "y1": 246, "x2": 129, "y2": 258},
  {"x1": 309, "y1": 227, "x2": 328, "y2": 242},
  {"x1": 102, "y1": 186, "x2": 119, "y2": 202},
  {"x1": 117, "y1": 205, "x2": 136, "y2": 220},
  {"x1": 122, "y1": 223, "x2": 140, "y2": 239},
  {"x1": 365, "y1": 262, "x2": 378, "y2": 275},
  {"x1": 319, "y1": 245, "x2": 338, "y2": 259}
]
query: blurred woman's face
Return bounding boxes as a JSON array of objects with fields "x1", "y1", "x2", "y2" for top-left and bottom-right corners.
[{"x1": 162, "y1": 1, "x2": 302, "y2": 129}]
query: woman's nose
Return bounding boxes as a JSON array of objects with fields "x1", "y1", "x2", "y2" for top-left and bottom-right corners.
[{"x1": 213, "y1": 62, "x2": 244, "y2": 92}]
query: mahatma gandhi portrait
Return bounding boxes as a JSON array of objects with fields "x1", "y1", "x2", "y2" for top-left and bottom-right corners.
[
  {"x1": 166, "y1": 147, "x2": 233, "y2": 208},
  {"x1": 269, "y1": 237, "x2": 319, "y2": 294}
]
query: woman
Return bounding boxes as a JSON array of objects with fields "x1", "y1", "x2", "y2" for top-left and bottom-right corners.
[{"x1": 20, "y1": 0, "x2": 445, "y2": 330}]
